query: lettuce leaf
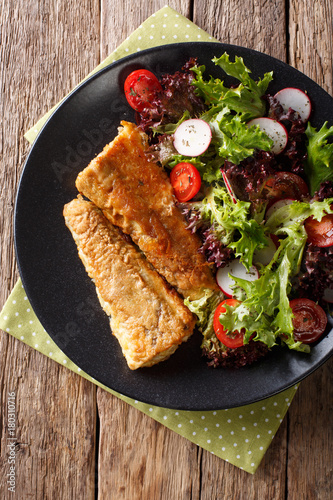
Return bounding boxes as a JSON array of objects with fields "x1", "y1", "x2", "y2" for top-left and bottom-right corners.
[
  {"x1": 192, "y1": 52, "x2": 273, "y2": 120},
  {"x1": 187, "y1": 184, "x2": 268, "y2": 269},
  {"x1": 188, "y1": 53, "x2": 274, "y2": 168},
  {"x1": 217, "y1": 199, "x2": 333, "y2": 352},
  {"x1": 209, "y1": 111, "x2": 273, "y2": 164},
  {"x1": 184, "y1": 289, "x2": 224, "y2": 339},
  {"x1": 265, "y1": 198, "x2": 333, "y2": 233},
  {"x1": 304, "y1": 122, "x2": 333, "y2": 195},
  {"x1": 219, "y1": 226, "x2": 309, "y2": 351}
]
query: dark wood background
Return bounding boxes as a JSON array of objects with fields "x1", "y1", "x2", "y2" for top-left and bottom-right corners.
[{"x1": 0, "y1": 1, "x2": 332, "y2": 498}]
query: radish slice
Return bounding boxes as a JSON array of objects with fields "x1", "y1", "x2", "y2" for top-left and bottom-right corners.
[
  {"x1": 323, "y1": 288, "x2": 333, "y2": 304},
  {"x1": 274, "y1": 87, "x2": 312, "y2": 122},
  {"x1": 266, "y1": 197, "x2": 295, "y2": 219},
  {"x1": 222, "y1": 170, "x2": 237, "y2": 203},
  {"x1": 247, "y1": 117, "x2": 288, "y2": 154},
  {"x1": 173, "y1": 119, "x2": 212, "y2": 157},
  {"x1": 216, "y1": 259, "x2": 259, "y2": 297},
  {"x1": 253, "y1": 235, "x2": 278, "y2": 266}
]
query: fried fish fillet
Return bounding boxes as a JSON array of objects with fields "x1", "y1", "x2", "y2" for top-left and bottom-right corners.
[
  {"x1": 76, "y1": 121, "x2": 218, "y2": 301},
  {"x1": 63, "y1": 197, "x2": 196, "y2": 370}
]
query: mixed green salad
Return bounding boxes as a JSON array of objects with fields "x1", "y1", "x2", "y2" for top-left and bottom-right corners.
[{"x1": 124, "y1": 53, "x2": 333, "y2": 367}]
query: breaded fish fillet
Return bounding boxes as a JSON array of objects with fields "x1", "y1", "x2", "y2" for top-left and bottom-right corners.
[
  {"x1": 76, "y1": 121, "x2": 218, "y2": 301},
  {"x1": 63, "y1": 197, "x2": 196, "y2": 370}
]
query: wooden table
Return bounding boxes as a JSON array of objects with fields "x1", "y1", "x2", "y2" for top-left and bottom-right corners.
[{"x1": 1, "y1": 1, "x2": 332, "y2": 498}]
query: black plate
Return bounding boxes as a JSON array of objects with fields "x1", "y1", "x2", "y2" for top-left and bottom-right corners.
[{"x1": 15, "y1": 42, "x2": 333, "y2": 410}]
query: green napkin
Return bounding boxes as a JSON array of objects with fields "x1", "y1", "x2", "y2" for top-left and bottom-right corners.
[{"x1": 1, "y1": 6, "x2": 298, "y2": 474}]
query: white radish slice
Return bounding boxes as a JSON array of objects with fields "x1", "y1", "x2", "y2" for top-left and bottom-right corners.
[
  {"x1": 274, "y1": 87, "x2": 312, "y2": 122},
  {"x1": 173, "y1": 119, "x2": 212, "y2": 157},
  {"x1": 222, "y1": 170, "x2": 237, "y2": 203},
  {"x1": 247, "y1": 117, "x2": 288, "y2": 154},
  {"x1": 266, "y1": 197, "x2": 295, "y2": 219},
  {"x1": 216, "y1": 259, "x2": 259, "y2": 297},
  {"x1": 253, "y1": 235, "x2": 278, "y2": 266},
  {"x1": 323, "y1": 287, "x2": 333, "y2": 304}
]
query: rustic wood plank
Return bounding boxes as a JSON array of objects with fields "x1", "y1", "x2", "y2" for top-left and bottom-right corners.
[
  {"x1": 287, "y1": 3, "x2": 333, "y2": 498},
  {"x1": 193, "y1": 0, "x2": 286, "y2": 61},
  {"x1": 287, "y1": 360, "x2": 333, "y2": 500},
  {"x1": 0, "y1": 340, "x2": 97, "y2": 499},
  {"x1": 97, "y1": 389, "x2": 201, "y2": 500},
  {"x1": 0, "y1": 0, "x2": 100, "y2": 497},
  {"x1": 100, "y1": 0, "x2": 192, "y2": 60},
  {"x1": 289, "y1": 0, "x2": 333, "y2": 92}
]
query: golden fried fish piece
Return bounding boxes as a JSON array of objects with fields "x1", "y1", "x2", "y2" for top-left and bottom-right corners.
[
  {"x1": 63, "y1": 197, "x2": 196, "y2": 370},
  {"x1": 76, "y1": 121, "x2": 218, "y2": 301}
]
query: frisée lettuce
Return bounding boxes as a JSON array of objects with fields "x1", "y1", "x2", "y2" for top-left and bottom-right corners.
[
  {"x1": 304, "y1": 122, "x2": 333, "y2": 195},
  {"x1": 215, "y1": 200, "x2": 333, "y2": 352},
  {"x1": 183, "y1": 183, "x2": 268, "y2": 270},
  {"x1": 191, "y1": 53, "x2": 273, "y2": 120}
]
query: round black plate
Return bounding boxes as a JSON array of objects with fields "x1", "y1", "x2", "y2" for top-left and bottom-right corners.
[{"x1": 15, "y1": 42, "x2": 333, "y2": 410}]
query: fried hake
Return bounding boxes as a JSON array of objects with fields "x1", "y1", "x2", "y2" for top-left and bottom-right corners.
[
  {"x1": 75, "y1": 121, "x2": 218, "y2": 301},
  {"x1": 63, "y1": 197, "x2": 196, "y2": 370}
]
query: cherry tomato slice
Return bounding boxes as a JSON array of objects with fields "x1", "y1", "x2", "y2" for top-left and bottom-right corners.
[
  {"x1": 264, "y1": 172, "x2": 309, "y2": 201},
  {"x1": 213, "y1": 299, "x2": 245, "y2": 348},
  {"x1": 170, "y1": 162, "x2": 202, "y2": 202},
  {"x1": 305, "y1": 213, "x2": 333, "y2": 247},
  {"x1": 124, "y1": 69, "x2": 162, "y2": 112},
  {"x1": 290, "y1": 298, "x2": 327, "y2": 344}
]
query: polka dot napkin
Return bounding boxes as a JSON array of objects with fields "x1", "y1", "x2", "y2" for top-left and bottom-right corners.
[{"x1": 1, "y1": 6, "x2": 299, "y2": 474}]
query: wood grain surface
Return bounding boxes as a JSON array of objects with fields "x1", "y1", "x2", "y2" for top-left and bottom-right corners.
[{"x1": 0, "y1": 0, "x2": 332, "y2": 499}]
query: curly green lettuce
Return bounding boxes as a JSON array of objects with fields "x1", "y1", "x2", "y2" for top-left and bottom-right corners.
[
  {"x1": 184, "y1": 289, "x2": 227, "y2": 357},
  {"x1": 190, "y1": 53, "x2": 274, "y2": 167},
  {"x1": 304, "y1": 122, "x2": 333, "y2": 195},
  {"x1": 191, "y1": 52, "x2": 273, "y2": 120},
  {"x1": 217, "y1": 199, "x2": 333, "y2": 352},
  {"x1": 185, "y1": 184, "x2": 268, "y2": 270}
]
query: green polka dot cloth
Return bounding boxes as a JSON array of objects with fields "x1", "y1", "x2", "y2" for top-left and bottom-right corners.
[{"x1": 1, "y1": 6, "x2": 299, "y2": 474}]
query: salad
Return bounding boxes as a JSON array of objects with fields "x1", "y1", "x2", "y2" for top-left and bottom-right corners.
[{"x1": 123, "y1": 53, "x2": 333, "y2": 368}]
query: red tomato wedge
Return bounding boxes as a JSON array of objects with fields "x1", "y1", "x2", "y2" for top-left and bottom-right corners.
[
  {"x1": 290, "y1": 298, "x2": 327, "y2": 344},
  {"x1": 170, "y1": 162, "x2": 202, "y2": 202},
  {"x1": 213, "y1": 299, "x2": 245, "y2": 348},
  {"x1": 124, "y1": 69, "x2": 162, "y2": 112},
  {"x1": 305, "y1": 213, "x2": 333, "y2": 247},
  {"x1": 264, "y1": 172, "x2": 309, "y2": 201}
]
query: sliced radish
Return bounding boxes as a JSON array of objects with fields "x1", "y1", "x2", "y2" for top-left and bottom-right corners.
[
  {"x1": 266, "y1": 197, "x2": 295, "y2": 219},
  {"x1": 247, "y1": 117, "x2": 288, "y2": 154},
  {"x1": 216, "y1": 259, "x2": 259, "y2": 297},
  {"x1": 222, "y1": 170, "x2": 237, "y2": 203},
  {"x1": 323, "y1": 287, "x2": 333, "y2": 304},
  {"x1": 253, "y1": 235, "x2": 278, "y2": 266},
  {"x1": 274, "y1": 87, "x2": 312, "y2": 122},
  {"x1": 173, "y1": 119, "x2": 212, "y2": 157}
]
